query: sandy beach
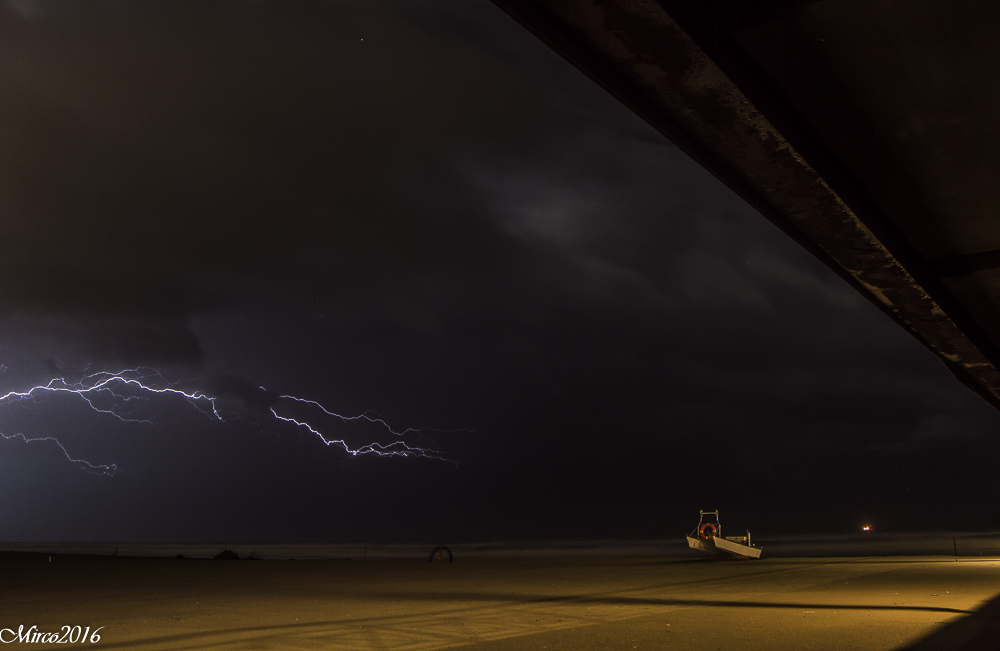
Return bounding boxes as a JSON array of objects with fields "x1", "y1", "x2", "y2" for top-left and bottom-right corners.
[{"x1": 1, "y1": 552, "x2": 998, "y2": 650}]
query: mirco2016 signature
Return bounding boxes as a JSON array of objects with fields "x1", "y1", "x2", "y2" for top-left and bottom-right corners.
[{"x1": 0, "y1": 625, "x2": 104, "y2": 644}]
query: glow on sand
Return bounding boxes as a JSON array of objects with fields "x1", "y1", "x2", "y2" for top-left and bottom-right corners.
[{"x1": 3, "y1": 553, "x2": 999, "y2": 650}]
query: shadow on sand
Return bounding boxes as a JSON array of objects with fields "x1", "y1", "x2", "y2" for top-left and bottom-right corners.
[
  {"x1": 94, "y1": 591, "x2": 975, "y2": 651},
  {"x1": 902, "y1": 590, "x2": 1000, "y2": 650}
]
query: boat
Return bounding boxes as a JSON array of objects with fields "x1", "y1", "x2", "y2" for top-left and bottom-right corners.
[{"x1": 685, "y1": 510, "x2": 762, "y2": 559}]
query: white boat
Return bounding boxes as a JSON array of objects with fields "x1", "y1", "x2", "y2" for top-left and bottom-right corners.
[{"x1": 685, "y1": 510, "x2": 762, "y2": 559}]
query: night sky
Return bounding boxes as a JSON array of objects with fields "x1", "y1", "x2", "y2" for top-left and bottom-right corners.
[{"x1": 1, "y1": 0, "x2": 998, "y2": 543}]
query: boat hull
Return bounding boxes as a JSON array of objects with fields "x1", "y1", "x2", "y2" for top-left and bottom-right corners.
[
  {"x1": 712, "y1": 536, "x2": 762, "y2": 559},
  {"x1": 686, "y1": 536, "x2": 723, "y2": 557},
  {"x1": 686, "y1": 535, "x2": 762, "y2": 559}
]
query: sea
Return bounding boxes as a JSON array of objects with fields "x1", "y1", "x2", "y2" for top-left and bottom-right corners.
[{"x1": 3, "y1": 532, "x2": 1000, "y2": 560}]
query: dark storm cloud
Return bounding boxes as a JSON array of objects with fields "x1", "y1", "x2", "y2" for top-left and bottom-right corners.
[
  {"x1": 2, "y1": 0, "x2": 41, "y2": 21},
  {"x1": 1, "y1": 0, "x2": 999, "y2": 541},
  {"x1": 442, "y1": 98, "x2": 1000, "y2": 536},
  {"x1": 0, "y1": 0, "x2": 549, "y2": 362}
]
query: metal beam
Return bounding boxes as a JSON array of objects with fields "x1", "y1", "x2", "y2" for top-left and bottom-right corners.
[{"x1": 490, "y1": 0, "x2": 1000, "y2": 409}]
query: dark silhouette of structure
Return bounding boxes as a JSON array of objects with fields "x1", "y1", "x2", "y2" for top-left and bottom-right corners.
[{"x1": 491, "y1": 0, "x2": 1000, "y2": 410}]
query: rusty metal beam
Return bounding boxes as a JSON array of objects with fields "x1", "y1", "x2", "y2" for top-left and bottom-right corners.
[{"x1": 490, "y1": 0, "x2": 1000, "y2": 410}]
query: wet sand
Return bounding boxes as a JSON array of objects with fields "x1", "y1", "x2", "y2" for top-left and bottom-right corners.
[{"x1": 1, "y1": 554, "x2": 998, "y2": 650}]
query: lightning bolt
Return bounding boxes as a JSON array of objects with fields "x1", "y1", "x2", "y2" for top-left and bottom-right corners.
[
  {"x1": 0, "y1": 432, "x2": 118, "y2": 476},
  {"x1": 278, "y1": 394, "x2": 444, "y2": 437},
  {"x1": 0, "y1": 369, "x2": 221, "y2": 423},
  {"x1": 0, "y1": 368, "x2": 462, "y2": 475},
  {"x1": 268, "y1": 409, "x2": 451, "y2": 461}
]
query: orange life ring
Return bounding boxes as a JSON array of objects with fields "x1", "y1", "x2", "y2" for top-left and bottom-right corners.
[{"x1": 699, "y1": 523, "x2": 717, "y2": 539}]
